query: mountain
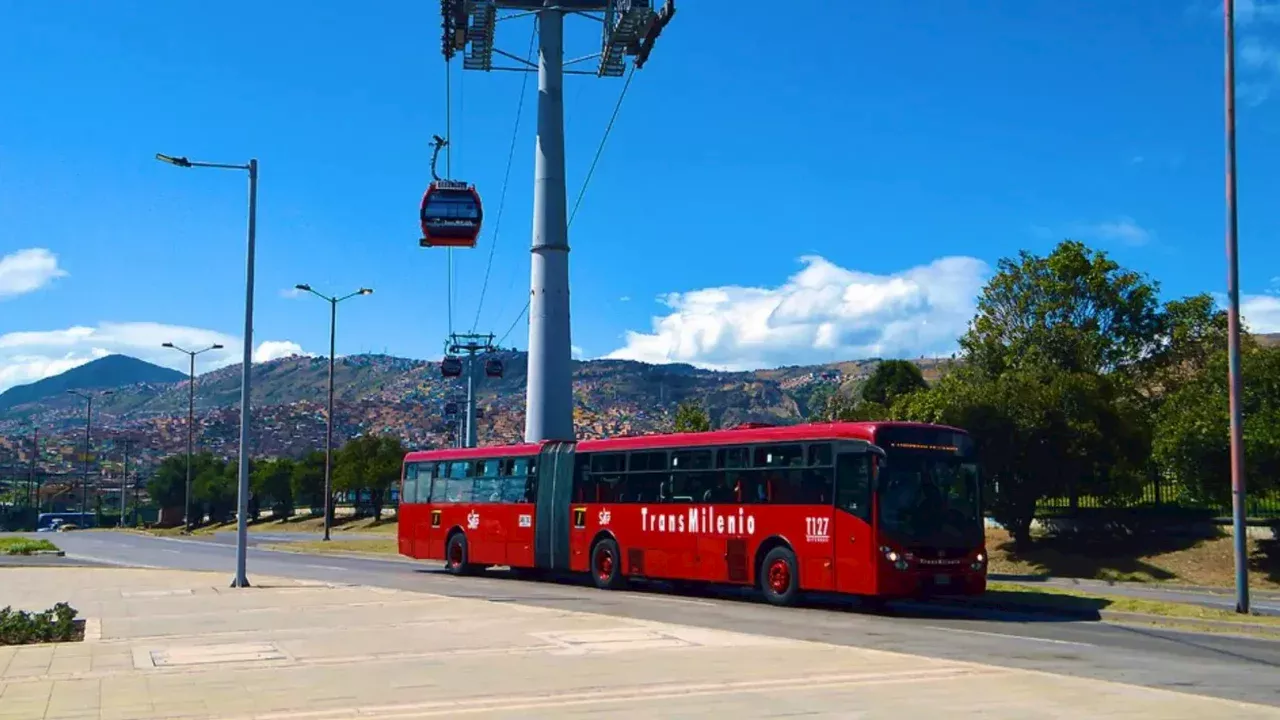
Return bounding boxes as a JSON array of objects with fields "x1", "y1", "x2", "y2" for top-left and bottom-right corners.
[
  {"x1": 0, "y1": 354, "x2": 186, "y2": 414},
  {"x1": 0, "y1": 350, "x2": 945, "y2": 474}
]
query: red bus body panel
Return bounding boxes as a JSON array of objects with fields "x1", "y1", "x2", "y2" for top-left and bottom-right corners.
[{"x1": 397, "y1": 423, "x2": 986, "y2": 600}]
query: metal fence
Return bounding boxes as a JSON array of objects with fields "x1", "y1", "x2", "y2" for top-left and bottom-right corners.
[{"x1": 1035, "y1": 479, "x2": 1280, "y2": 520}]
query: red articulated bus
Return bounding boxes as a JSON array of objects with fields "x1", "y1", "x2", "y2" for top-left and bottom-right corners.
[{"x1": 397, "y1": 421, "x2": 987, "y2": 606}]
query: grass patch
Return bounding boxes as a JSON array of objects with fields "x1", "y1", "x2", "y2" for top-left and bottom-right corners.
[
  {"x1": 984, "y1": 582, "x2": 1278, "y2": 623},
  {"x1": 985, "y1": 528, "x2": 1280, "y2": 591},
  {"x1": 260, "y1": 538, "x2": 399, "y2": 556},
  {"x1": 0, "y1": 538, "x2": 60, "y2": 555}
]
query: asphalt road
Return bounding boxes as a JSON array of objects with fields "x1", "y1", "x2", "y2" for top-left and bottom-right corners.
[{"x1": 11, "y1": 530, "x2": 1280, "y2": 708}]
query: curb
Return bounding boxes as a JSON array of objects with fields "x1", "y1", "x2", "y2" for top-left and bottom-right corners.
[
  {"x1": 32, "y1": 550, "x2": 66, "y2": 557},
  {"x1": 925, "y1": 596, "x2": 1280, "y2": 635}
]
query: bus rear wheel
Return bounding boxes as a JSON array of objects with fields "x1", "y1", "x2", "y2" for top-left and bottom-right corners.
[
  {"x1": 760, "y1": 546, "x2": 800, "y2": 606},
  {"x1": 591, "y1": 537, "x2": 626, "y2": 590},
  {"x1": 444, "y1": 533, "x2": 475, "y2": 576}
]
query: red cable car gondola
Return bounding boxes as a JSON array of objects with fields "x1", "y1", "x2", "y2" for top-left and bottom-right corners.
[
  {"x1": 419, "y1": 180, "x2": 483, "y2": 248},
  {"x1": 441, "y1": 356, "x2": 463, "y2": 378},
  {"x1": 418, "y1": 134, "x2": 483, "y2": 249},
  {"x1": 484, "y1": 358, "x2": 504, "y2": 378}
]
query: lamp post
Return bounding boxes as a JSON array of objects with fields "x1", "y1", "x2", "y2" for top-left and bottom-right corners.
[
  {"x1": 66, "y1": 390, "x2": 112, "y2": 523},
  {"x1": 27, "y1": 425, "x2": 38, "y2": 512},
  {"x1": 156, "y1": 151, "x2": 258, "y2": 589},
  {"x1": 162, "y1": 342, "x2": 223, "y2": 531},
  {"x1": 1223, "y1": 0, "x2": 1250, "y2": 615},
  {"x1": 295, "y1": 284, "x2": 373, "y2": 541},
  {"x1": 118, "y1": 439, "x2": 135, "y2": 527}
]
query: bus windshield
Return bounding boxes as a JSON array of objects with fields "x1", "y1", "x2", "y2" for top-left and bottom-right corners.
[{"x1": 877, "y1": 451, "x2": 981, "y2": 548}]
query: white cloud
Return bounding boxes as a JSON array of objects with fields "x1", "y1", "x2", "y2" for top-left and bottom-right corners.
[
  {"x1": 607, "y1": 255, "x2": 989, "y2": 371},
  {"x1": 571, "y1": 345, "x2": 585, "y2": 360},
  {"x1": 0, "y1": 248, "x2": 68, "y2": 299},
  {"x1": 1242, "y1": 294, "x2": 1280, "y2": 333},
  {"x1": 0, "y1": 321, "x2": 310, "y2": 394},
  {"x1": 279, "y1": 287, "x2": 305, "y2": 299},
  {"x1": 253, "y1": 340, "x2": 311, "y2": 363},
  {"x1": 1076, "y1": 217, "x2": 1153, "y2": 246},
  {"x1": 619, "y1": 296, "x2": 631, "y2": 302}
]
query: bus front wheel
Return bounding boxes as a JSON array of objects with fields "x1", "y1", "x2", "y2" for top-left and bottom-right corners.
[{"x1": 760, "y1": 546, "x2": 800, "y2": 606}]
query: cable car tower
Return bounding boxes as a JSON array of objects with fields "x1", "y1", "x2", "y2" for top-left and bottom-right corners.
[
  {"x1": 442, "y1": 0, "x2": 676, "y2": 444},
  {"x1": 439, "y1": 332, "x2": 503, "y2": 448}
]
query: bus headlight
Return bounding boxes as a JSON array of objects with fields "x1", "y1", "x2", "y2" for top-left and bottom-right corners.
[
  {"x1": 975, "y1": 552, "x2": 985, "y2": 563},
  {"x1": 880, "y1": 546, "x2": 907, "y2": 569}
]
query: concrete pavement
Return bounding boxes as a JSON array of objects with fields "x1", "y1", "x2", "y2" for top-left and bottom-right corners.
[
  {"x1": 2, "y1": 567, "x2": 1280, "y2": 719},
  {"x1": 19, "y1": 529, "x2": 1280, "y2": 708}
]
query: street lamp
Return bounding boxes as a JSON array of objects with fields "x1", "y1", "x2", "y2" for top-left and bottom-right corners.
[
  {"x1": 295, "y1": 284, "x2": 373, "y2": 541},
  {"x1": 66, "y1": 389, "x2": 113, "y2": 523},
  {"x1": 157, "y1": 151, "x2": 258, "y2": 589},
  {"x1": 162, "y1": 342, "x2": 223, "y2": 532}
]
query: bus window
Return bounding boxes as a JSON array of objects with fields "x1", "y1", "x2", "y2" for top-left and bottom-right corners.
[
  {"x1": 807, "y1": 443, "x2": 833, "y2": 467},
  {"x1": 480, "y1": 458, "x2": 501, "y2": 478},
  {"x1": 717, "y1": 447, "x2": 750, "y2": 469},
  {"x1": 753, "y1": 444, "x2": 804, "y2": 468},
  {"x1": 419, "y1": 462, "x2": 437, "y2": 502},
  {"x1": 402, "y1": 463, "x2": 418, "y2": 505},
  {"x1": 835, "y1": 452, "x2": 871, "y2": 521},
  {"x1": 473, "y1": 477, "x2": 502, "y2": 503}
]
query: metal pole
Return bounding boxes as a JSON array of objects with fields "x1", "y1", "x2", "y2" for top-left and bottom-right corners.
[
  {"x1": 323, "y1": 296, "x2": 336, "y2": 541},
  {"x1": 232, "y1": 158, "x2": 257, "y2": 589},
  {"x1": 120, "y1": 441, "x2": 130, "y2": 527},
  {"x1": 28, "y1": 427, "x2": 37, "y2": 511},
  {"x1": 465, "y1": 352, "x2": 476, "y2": 448},
  {"x1": 525, "y1": 2, "x2": 574, "y2": 443},
  {"x1": 186, "y1": 351, "x2": 195, "y2": 531},
  {"x1": 1224, "y1": 0, "x2": 1250, "y2": 615},
  {"x1": 81, "y1": 396, "x2": 92, "y2": 521}
]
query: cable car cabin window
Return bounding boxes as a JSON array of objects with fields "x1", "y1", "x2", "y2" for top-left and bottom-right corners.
[{"x1": 423, "y1": 191, "x2": 481, "y2": 221}]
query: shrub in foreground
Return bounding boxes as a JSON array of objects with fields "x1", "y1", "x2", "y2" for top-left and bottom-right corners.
[{"x1": 0, "y1": 603, "x2": 80, "y2": 645}]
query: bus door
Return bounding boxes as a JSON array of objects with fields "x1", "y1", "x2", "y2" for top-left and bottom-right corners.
[
  {"x1": 534, "y1": 441, "x2": 576, "y2": 571},
  {"x1": 832, "y1": 443, "x2": 877, "y2": 596},
  {"x1": 503, "y1": 456, "x2": 539, "y2": 568},
  {"x1": 420, "y1": 463, "x2": 443, "y2": 559}
]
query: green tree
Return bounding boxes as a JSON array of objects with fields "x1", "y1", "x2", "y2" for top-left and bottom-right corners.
[
  {"x1": 251, "y1": 458, "x2": 295, "y2": 520},
  {"x1": 960, "y1": 240, "x2": 1161, "y2": 378},
  {"x1": 906, "y1": 240, "x2": 1162, "y2": 546},
  {"x1": 861, "y1": 360, "x2": 927, "y2": 406},
  {"x1": 192, "y1": 454, "x2": 236, "y2": 524},
  {"x1": 334, "y1": 434, "x2": 405, "y2": 519},
  {"x1": 291, "y1": 451, "x2": 326, "y2": 515},
  {"x1": 145, "y1": 455, "x2": 188, "y2": 511},
  {"x1": 1153, "y1": 345, "x2": 1280, "y2": 504},
  {"x1": 673, "y1": 400, "x2": 711, "y2": 432}
]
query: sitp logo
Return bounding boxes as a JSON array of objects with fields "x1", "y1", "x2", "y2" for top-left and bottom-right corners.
[
  {"x1": 466, "y1": 510, "x2": 480, "y2": 530},
  {"x1": 598, "y1": 509, "x2": 612, "y2": 526}
]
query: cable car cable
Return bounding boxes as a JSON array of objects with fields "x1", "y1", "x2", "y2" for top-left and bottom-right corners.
[
  {"x1": 495, "y1": 64, "x2": 638, "y2": 347},
  {"x1": 470, "y1": 22, "x2": 537, "y2": 335},
  {"x1": 444, "y1": 54, "x2": 455, "y2": 337}
]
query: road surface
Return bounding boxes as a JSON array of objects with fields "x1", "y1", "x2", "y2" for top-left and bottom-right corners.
[{"x1": 12, "y1": 530, "x2": 1280, "y2": 708}]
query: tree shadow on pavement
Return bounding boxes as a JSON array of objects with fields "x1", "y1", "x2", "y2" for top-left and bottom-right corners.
[{"x1": 988, "y1": 526, "x2": 1225, "y2": 585}]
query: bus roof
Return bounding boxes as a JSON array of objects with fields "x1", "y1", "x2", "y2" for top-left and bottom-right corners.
[{"x1": 402, "y1": 421, "x2": 966, "y2": 462}]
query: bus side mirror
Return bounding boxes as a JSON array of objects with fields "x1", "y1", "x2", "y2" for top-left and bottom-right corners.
[{"x1": 867, "y1": 443, "x2": 887, "y2": 467}]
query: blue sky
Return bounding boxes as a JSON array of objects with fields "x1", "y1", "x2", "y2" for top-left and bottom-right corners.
[{"x1": 2, "y1": 1, "x2": 1279, "y2": 390}]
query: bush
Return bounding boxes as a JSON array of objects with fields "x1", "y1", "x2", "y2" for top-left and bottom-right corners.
[
  {"x1": 0, "y1": 603, "x2": 80, "y2": 645},
  {"x1": 0, "y1": 538, "x2": 59, "y2": 555}
]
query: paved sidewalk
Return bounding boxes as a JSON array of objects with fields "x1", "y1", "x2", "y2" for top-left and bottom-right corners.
[{"x1": 0, "y1": 568, "x2": 1277, "y2": 719}]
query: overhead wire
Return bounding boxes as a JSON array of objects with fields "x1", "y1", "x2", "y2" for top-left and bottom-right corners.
[
  {"x1": 495, "y1": 64, "x2": 638, "y2": 347},
  {"x1": 444, "y1": 54, "x2": 455, "y2": 339},
  {"x1": 470, "y1": 21, "x2": 538, "y2": 335}
]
